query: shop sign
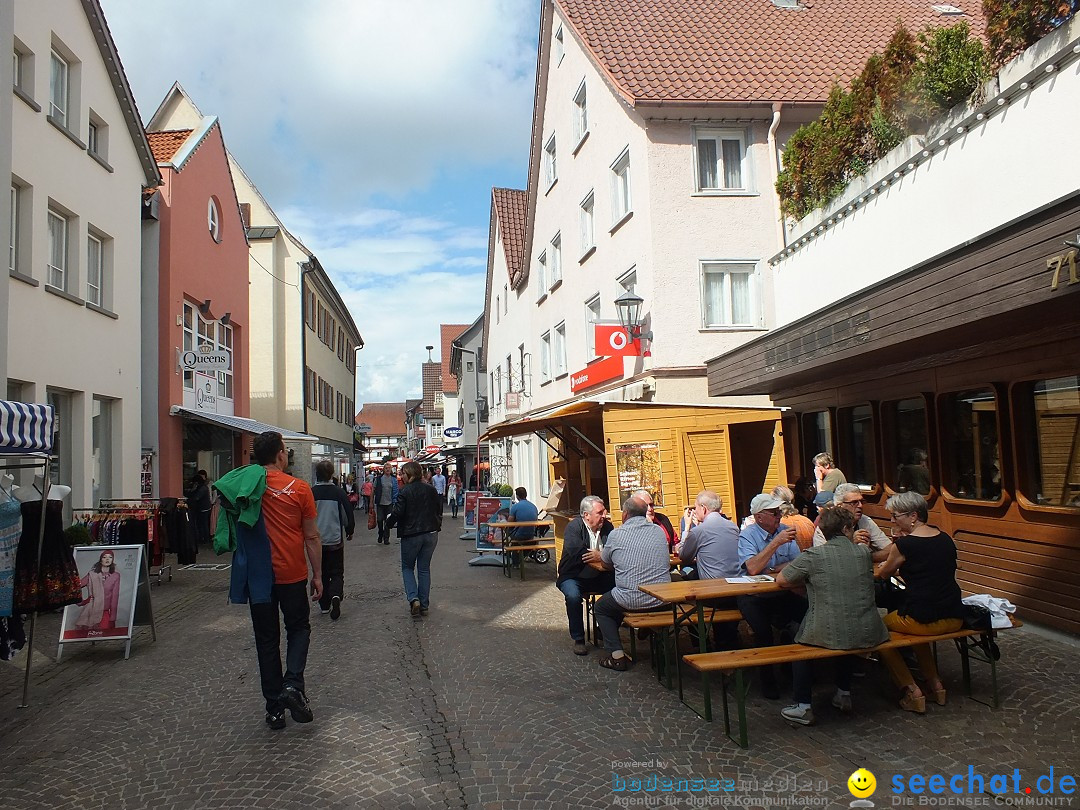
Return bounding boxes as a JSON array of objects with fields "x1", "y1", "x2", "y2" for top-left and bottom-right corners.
[
  {"x1": 594, "y1": 323, "x2": 642, "y2": 357},
  {"x1": 570, "y1": 355, "x2": 623, "y2": 393},
  {"x1": 195, "y1": 379, "x2": 218, "y2": 411},
  {"x1": 444, "y1": 427, "x2": 463, "y2": 438},
  {"x1": 353, "y1": 423, "x2": 372, "y2": 434},
  {"x1": 180, "y1": 346, "x2": 231, "y2": 372},
  {"x1": 424, "y1": 445, "x2": 442, "y2": 454},
  {"x1": 615, "y1": 442, "x2": 663, "y2": 508}
]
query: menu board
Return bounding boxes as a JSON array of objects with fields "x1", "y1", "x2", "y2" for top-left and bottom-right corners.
[
  {"x1": 615, "y1": 441, "x2": 663, "y2": 507},
  {"x1": 476, "y1": 496, "x2": 512, "y2": 553},
  {"x1": 464, "y1": 491, "x2": 482, "y2": 528}
]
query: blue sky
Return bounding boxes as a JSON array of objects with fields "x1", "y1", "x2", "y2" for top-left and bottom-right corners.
[{"x1": 99, "y1": 0, "x2": 540, "y2": 407}]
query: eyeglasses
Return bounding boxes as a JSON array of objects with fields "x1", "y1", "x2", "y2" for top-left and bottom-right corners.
[{"x1": 842, "y1": 499, "x2": 864, "y2": 506}]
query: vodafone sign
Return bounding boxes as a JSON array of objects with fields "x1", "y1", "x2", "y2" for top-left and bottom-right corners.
[
  {"x1": 570, "y1": 355, "x2": 624, "y2": 393},
  {"x1": 594, "y1": 324, "x2": 642, "y2": 357}
]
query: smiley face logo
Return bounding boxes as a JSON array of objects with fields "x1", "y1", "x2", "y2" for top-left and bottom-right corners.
[{"x1": 847, "y1": 768, "x2": 877, "y2": 798}]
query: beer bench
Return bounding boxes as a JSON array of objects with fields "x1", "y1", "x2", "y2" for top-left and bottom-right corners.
[
  {"x1": 683, "y1": 618, "x2": 1022, "y2": 748},
  {"x1": 622, "y1": 608, "x2": 743, "y2": 688}
]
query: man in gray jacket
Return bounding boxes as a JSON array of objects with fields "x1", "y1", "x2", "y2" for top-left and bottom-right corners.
[{"x1": 312, "y1": 460, "x2": 355, "y2": 620}]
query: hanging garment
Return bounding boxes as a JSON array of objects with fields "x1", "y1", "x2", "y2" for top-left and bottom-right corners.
[
  {"x1": 0, "y1": 498, "x2": 21, "y2": 617},
  {"x1": 13, "y1": 500, "x2": 81, "y2": 613}
]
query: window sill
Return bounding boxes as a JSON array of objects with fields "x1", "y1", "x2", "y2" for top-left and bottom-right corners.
[
  {"x1": 548, "y1": 278, "x2": 562, "y2": 294},
  {"x1": 939, "y1": 489, "x2": 1008, "y2": 509},
  {"x1": 9, "y1": 269, "x2": 38, "y2": 287},
  {"x1": 572, "y1": 131, "x2": 590, "y2": 156},
  {"x1": 536, "y1": 292, "x2": 548, "y2": 305},
  {"x1": 578, "y1": 245, "x2": 596, "y2": 264},
  {"x1": 544, "y1": 178, "x2": 558, "y2": 196},
  {"x1": 586, "y1": 355, "x2": 606, "y2": 365},
  {"x1": 609, "y1": 210, "x2": 633, "y2": 235},
  {"x1": 13, "y1": 85, "x2": 40, "y2": 112},
  {"x1": 554, "y1": 372, "x2": 569, "y2": 381},
  {"x1": 691, "y1": 190, "x2": 758, "y2": 197},
  {"x1": 1015, "y1": 493, "x2": 1080, "y2": 516},
  {"x1": 89, "y1": 150, "x2": 114, "y2": 173},
  {"x1": 540, "y1": 378, "x2": 553, "y2": 387},
  {"x1": 47, "y1": 114, "x2": 86, "y2": 150},
  {"x1": 45, "y1": 284, "x2": 84, "y2": 306},
  {"x1": 85, "y1": 300, "x2": 118, "y2": 320}
]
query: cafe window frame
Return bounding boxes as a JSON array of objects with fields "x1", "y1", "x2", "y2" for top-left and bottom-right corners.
[
  {"x1": 936, "y1": 386, "x2": 1006, "y2": 506},
  {"x1": 800, "y1": 410, "x2": 833, "y2": 477},
  {"x1": 1009, "y1": 374, "x2": 1080, "y2": 514},
  {"x1": 837, "y1": 402, "x2": 880, "y2": 493},
  {"x1": 880, "y1": 394, "x2": 933, "y2": 497}
]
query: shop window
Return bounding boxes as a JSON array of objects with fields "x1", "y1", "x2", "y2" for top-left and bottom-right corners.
[
  {"x1": 1016, "y1": 375, "x2": 1080, "y2": 509},
  {"x1": 837, "y1": 404, "x2": 877, "y2": 487},
  {"x1": 801, "y1": 411, "x2": 832, "y2": 477},
  {"x1": 940, "y1": 388, "x2": 1001, "y2": 501},
  {"x1": 92, "y1": 396, "x2": 113, "y2": 503},
  {"x1": 883, "y1": 396, "x2": 931, "y2": 495}
]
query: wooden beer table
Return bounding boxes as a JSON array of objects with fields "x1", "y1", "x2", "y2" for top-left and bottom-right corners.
[{"x1": 483, "y1": 520, "x2": 556, "y2": 579}]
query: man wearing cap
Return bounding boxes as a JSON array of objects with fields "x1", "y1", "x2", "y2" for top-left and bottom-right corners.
[{"x1": 737, "y1": 492, "x2": 808, "y2": 699}]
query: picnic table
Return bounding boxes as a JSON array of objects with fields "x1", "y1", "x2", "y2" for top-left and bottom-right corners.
[{"x1": 482, "y1": 520, "x2": 556, "y2": 579}]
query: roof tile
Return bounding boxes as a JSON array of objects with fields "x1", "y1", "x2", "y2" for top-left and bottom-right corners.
[
  {"x1": 146, "y1": 129, "x2": 193, "y2": 162},
  {"x1": 492, "y1": 188, "x2": 528, "y2": 286}
]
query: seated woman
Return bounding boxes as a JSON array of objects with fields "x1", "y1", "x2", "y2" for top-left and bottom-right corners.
[
  {"x1": 776, "y1": 506, "x2": 888, "y2": 726},
  {"x1": 773, "y1": 485, "x2": 816, "y2": 551},
  {"x1": 876, "y1": 490, "x2": 965, "y2": 713}
]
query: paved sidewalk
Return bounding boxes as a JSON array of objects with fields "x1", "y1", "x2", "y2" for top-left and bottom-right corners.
[{"x1": 0, "y1": 516, "x2": 1077, "y2": 809}]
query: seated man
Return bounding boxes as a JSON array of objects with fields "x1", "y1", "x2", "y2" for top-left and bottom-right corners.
[
  {"x1": 555, "y1": 495, "x2": 615, "y2": 655},
  {"x1": 585, "y1": 496, "x2": 672, "y2": 671},
  {"x1": 737, "y1": 493, "x2": 808, "y2": 699},
  {"x1": 632, "y1": 489, "x2": 677, "y2": 549},
  {"x1": 507, "y1": 486, "x2": 539, "y2": 543},
  {"x1": 811, "y1": 483, "x2": 892, "y2": 563},
  {"x1": 813, "y1": 452, "x2": 847, "y2": 506},
  {"x1": 677, "y1": 490, "x2": 741, "y2": 650}
]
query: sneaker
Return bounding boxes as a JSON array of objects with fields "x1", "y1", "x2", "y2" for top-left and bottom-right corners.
[
  {"x1": 319, "y1": 608, "x2": 331, "y2": 615},
  {"x1": 265, "y1": 709, "x2": 286, "y2": 730},
  {"x1": 279, "y1": 686, "x2": 313, "y2": 723},
  {"x1": 832, "y1": 691, "x2": 853, "y2": 714},
  {"x1": 781, "y1": 704, "x2": 815, "y2": 726},
  {"x1": 410, "y1": 599, "x2": 421, "y2": 616},
  {"x1": 573, "y1": 641, "x2": 588, "y2": 656},
  {"x1": 330, "y1": 596, "x2": 341, "y2": 621}
]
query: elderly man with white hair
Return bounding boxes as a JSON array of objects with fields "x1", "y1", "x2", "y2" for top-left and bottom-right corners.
[
  {"x1": 677, "y1": 490, "x2": 742, "y2": 650},
  {"x1": 811, "y1": 483, "x2": 893, "y2": 563},
  {"x1": 555, "y1": 495, "x2": 615, "y2": 655}
]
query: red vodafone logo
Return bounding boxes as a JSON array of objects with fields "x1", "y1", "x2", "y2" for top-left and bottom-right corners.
[{"x1": 594, "y1": 324, "x2": 642, "y2": 357}]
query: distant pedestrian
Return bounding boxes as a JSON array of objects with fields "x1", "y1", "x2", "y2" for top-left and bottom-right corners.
[
  {"x1": 386, "y1": 461, "x2": 442, "y2": 616},
  {"x1": 446, "y1": 471, "x2": 461, "y2": 519},
  {"x1": 373, "y1": 462, "x2": 398, "y2": 544},
  {"x1": 186, "y1": 469, "x2": 212, "y2": 546},
  {"x1": 432, "y1": 468, "x2": 447, "y2": 498},
  {"x1": 361, "y1": 474, "x2": 374, "y2": 513},
  {"x1": 311, "y1": 460, "x2": 355, "y2": 621}
]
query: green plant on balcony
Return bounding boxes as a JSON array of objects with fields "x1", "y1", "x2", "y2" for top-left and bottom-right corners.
[{"x1": 983, "y1": 0, "x2": 1080, "y2": 66}]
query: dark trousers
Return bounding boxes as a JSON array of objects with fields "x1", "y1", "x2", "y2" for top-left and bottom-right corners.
[
  {"x1": 450, "y1": 499, "x2": 459, "y2": 519},
  {"x1": 376, "y1": 503, "x2": 393, "y2": 540},
  {"x1": 557, "y1": 572, "x2": 615, "y2": 642},
  {"x1": 736, "y1": 592, "x2": 808, "y2": 686},
  {"x1": 319, "y1": 544, "x2": 344, "y2": 611},
  {"x1": 249, "y1": 580, "x2": 311, "y2": 713},
  {"x1": 793, "y1": 655, "x2": 855, "y2": 704},
  {"x1": 594, "y1": 592, "x2": 665, "y2": 654},
  {"x1": 701, "y1": 596, "x2": 740, "y2": 651}
]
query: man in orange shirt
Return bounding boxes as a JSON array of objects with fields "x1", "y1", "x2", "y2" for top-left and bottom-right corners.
[{"x1": 250, "y1": 431, "x2": 322, "y2": 730}]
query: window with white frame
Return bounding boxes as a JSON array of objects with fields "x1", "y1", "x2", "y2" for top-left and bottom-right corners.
[
  {"x1": 506, "y1": 353, "x2": 513, "y2": 392},
  {"x1": 494, "y1": 364, "x2": 502, "y2": 401},
  {"x1": 544, "y1": 135, "x2": 557, "y2": 187},
  {"x1": 579, "y1": 191, "x2": 595, "y2": 256},
  {"x1": 519, "y1": 344, "x2": 528, "y2": 392},
  {"x1": 49, "y1": 50, "x2": 68, "y2": 125},
  {"x1": 618, "y1": 267, "x2": 637, "y2": 296},
  {"x1": 503, "y1": 284, "x2": 508, "y2": 313},
  {"x1": 216, "y1": 320, "x2": 234, "y2": 399},
  {"x1": 573, "y1": 80, "x2": 588, "y2": 143},
  {"x1": 611, "y1": 148, "x2": 632, "y2": 223},
  {"x1": 585, "y1": 294, "x2": 601, "y2": 358},
  {"x1": 87, "y1": 113, "x2": 108, "y2": 160},
  {"x1": 495, "y1": 294, "x2": 500, "y2": 323},
  {"x1": 46, "y1": 208, "x2": 67, "y2": 289},
  {"x1": 535, "y1": 251, "x2": 548, "y2": 300},
  {"x1": 554, "y1": 25, "x2": 564, "y2": 64},
  {"x1": 554, "y1": 322, "x2": 567, "y2": 376},
  {"x1": 540, "y1": 331, "x2": 551, "y2": 382},
  {"x1": 86, "y1": 233, "x2": 103, "y2": 306},
  {"x1": 700, "y1": 261, "x2": 758, "y2": 328},
  {"x1": 695, "y1": 129, "x2": 748, "y2": 191},
  {"x1": 207, "y1": 197, "x2": 221, "y2": 242},
  {"x1": 182, "y1": 302, "x2": 197, "y2": 389},
  {"x1": 13, "y1": 48, "x2": 23, "y2": 91},
  {"x1": 549, "y1": 233, "x2": 562, "y2": 287},
  {"x1": 8, "y1": 186, "x2": 17, "y2": 273}
]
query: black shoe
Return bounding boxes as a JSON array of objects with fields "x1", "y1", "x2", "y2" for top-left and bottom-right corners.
[
  {"x1": 279, "y1": 686, "x2": 313, "y2": 723},
  {"x1": 265, "y1": 709, "x2": 286, "y2": 730},
  {"x1": 761, "y1": 672, "x2": 781, "y2": 700},
  {"x1": 410, "y1": 599, "x2": 421, "y2": 616},
  {"x1": 419, "y1": 606, "x2": 428, "y2": 615},
  {"x1": 330, "y1": 595, "x2": 341, "y2": 621}
]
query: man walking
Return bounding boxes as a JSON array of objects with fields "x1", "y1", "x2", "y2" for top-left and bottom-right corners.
[
  {"x1": 373, "y1": 462, "x2": 398, "y2": 544},
  {"x1": 311, "y1": 460, "x2": 354, "y2": 621},
  {"x1": 431, "y1": 468, "x2": 447, "y2": 499},
  {"x1": 555, "y1": 495, "x2": 614, "y2": 655}
]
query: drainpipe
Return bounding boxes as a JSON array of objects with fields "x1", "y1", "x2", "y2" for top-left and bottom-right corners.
[{"x1": 767, "y1": 102, "x2": 786, "y2": 250}]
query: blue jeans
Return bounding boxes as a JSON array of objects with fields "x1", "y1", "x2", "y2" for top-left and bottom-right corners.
[
  {"x1": 557, "y1": 574, "x2": 614, "y2": 642},
  {"x1": 400, "y1": 531, "x2": 438, "y2": 608}
]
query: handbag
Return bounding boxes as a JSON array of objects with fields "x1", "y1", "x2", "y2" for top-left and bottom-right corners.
[
  {"x1": 961, "y1": 602, "x2": 993, "y2": 631},
  {"x1": 348, "y1": 492, "x2": 359, "y2": 506},
  {"x1": 367, "y1": 510, "x2": 377, "y2": 530}
]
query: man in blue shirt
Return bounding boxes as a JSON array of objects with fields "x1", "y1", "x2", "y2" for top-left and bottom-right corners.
[
  {"x1": 737, "y1": 493, "x2": 808, "y2": 699},
  {"x1": 678, "y1": 490, "x2": 741, "y2": 651},
  {"x1": 507, "y1": 487, "x2": 539, "y2": 542}
]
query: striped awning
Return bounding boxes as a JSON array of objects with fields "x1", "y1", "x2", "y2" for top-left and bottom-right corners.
[{"x1": 0, "y1": 401, "x2": 54, "y2": 455}]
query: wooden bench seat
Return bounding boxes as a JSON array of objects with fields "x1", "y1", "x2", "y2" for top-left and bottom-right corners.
[
  {"x1": 623, "y1": 608, "x2": 744, "y2": 688},
  {"x1": 624, "y1": 608, "x2": 742, "y2": 630},
  {"x1": 682, "y1": 618, "x2": 1021, "y2": 748},
  {"x1": 500, "y1": 542, "x2": 557, "y2": 580},
  {"x1": 501, "y1": 542, "x2": 556, "y2": 552}
]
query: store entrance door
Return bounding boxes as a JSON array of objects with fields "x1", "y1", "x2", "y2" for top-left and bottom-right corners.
[{"x1": 729, "y1": 420, "x2": 783, "y2": 524}]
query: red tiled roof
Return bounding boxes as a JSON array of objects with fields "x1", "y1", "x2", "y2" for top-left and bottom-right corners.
[
  {"x1": 440, "y1": 324, "x2": 470, "y2": 394},
  {"x1": 356, "y1": 402, "x2": 407, "y2": 437},
  {"x1": 146, "y1": 129, "x2": 193, "y2": 162},
  {"x1": 556, "y1": 0, "x2": 987, "y2": 104},
  {"x1": 492, "y1": 188, "x2": 528, "y2": 286}
]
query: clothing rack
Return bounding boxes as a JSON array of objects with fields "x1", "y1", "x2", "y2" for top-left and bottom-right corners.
[
  {"x1": 0, "y1": 400, "x2": 55, "y2": 709},
  {"x1": 74, "y1": 499, "x2": 176, "y2": 585}
]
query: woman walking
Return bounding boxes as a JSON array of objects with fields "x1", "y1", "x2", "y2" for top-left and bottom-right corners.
[
  {"x1": 386, "y1": 461, "x2": 443, "y2": 616},
  {"x1": 447, "y1": 471, "x2": 461, "y2": 519}
]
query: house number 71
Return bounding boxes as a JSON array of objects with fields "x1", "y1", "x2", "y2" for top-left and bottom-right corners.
[{"x1": 1048, "y1": 249, "x2": 1078, "y2": 290}]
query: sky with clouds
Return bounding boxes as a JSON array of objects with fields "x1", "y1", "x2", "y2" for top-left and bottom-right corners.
[{"x1": 99, "y1": 0, "x2": 540, "y2": 408}]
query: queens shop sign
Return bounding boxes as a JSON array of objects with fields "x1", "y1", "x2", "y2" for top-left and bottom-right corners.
[{"x1": 179, "y1": 347, "x2": 231, "y2": 372}]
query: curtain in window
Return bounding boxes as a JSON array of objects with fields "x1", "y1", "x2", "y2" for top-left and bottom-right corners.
[
  {"x1": 730, "y1": 272, "x2": 750, "y2": 324},
  {"x1": 703, "y1": 270, "x2": 726, "y2": 326},
  {"x1": 722, "y1": 139, "x2": 743, "y2": 189},
  {"x1": 47, "y1": 214, "x2": 64, "y2": 287},
  {"x1": 50, "y1": 56, "x2": 66, "y2": 121}
]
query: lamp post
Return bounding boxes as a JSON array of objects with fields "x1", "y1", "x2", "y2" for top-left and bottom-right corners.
[{"x1": 614, "y1": 291, "x2": 653, "y2": 353}]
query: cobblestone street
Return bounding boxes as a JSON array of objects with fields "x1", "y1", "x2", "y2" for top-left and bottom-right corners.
[{"x1": 1, "y1": 519, "x2": 1077, "y2": 810}]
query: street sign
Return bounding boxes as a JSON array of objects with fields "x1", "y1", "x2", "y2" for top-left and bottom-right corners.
[
  {"x1": 179, "y1": 346, "x2": 231, "y2": 372},
  {"x1": 353, "y1": 423, "x2": 372, "y2": 434},
  {"x1": 444, "y1": 427, "x2": 463, "y2": 438}
]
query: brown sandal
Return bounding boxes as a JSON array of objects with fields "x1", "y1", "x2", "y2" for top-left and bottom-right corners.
[{"x1": 599, "y1": 653, "x2": 630, "y2": 671}]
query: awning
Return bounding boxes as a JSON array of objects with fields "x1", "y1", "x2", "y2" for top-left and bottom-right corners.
[
  {"x1": 477, "y1": 400, "x2": 601, "y2": 443},
  {"x1": 170, "y1": 406, "x2": 318, "y2": 442}
]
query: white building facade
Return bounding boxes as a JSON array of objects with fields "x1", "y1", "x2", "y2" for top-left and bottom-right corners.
[{"x1": 5, "y1": 0, "x2": 159, "y2": 504}]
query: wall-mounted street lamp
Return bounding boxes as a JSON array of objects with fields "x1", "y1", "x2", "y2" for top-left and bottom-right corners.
[{"x1": 614, "y1": 291, "x2": 653, "y2": 349}]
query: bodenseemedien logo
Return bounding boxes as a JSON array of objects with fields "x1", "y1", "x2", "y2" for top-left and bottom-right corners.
[{"x1": 848, "y1": 768, "x2": 877, "y2": 808}]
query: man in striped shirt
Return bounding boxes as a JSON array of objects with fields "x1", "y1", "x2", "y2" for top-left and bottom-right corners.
[{"x1": 584, "y1": 495, "x2": 672, "y2": 671}]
